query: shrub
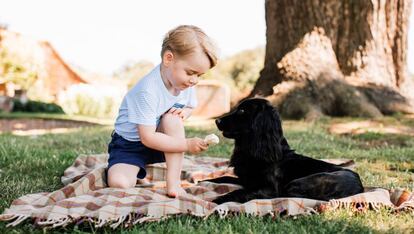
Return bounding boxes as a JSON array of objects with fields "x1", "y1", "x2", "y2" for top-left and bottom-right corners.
[
  {"x1": 57, "y1": 84, "x2": 124, "y2": 118},
  {"x1": 113, "y1": 60, "x2": 154, "y2": 89},
  {"x1": 12, "y1": 99, "x2": 64, "y2": 113},
  {"x1": 202, "y1": 47, "x2": 264, "y2": 101}
]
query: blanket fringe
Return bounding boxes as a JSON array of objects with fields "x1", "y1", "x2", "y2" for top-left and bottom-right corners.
[
  {"x1": 2, "y1": 199, "x2": 412, "y2": 230},
  {"x1": 3, "y1": 195, "x2": 412, "y2": 229},
  {"x1": 109, "y1": 215, "x2": 127, "y2": 229},
  {"x1": 6, "y1": 215, "x2": 30, "y2": 227},
  {"x1": 36, "y1": 216, "x2": 72, "y2": 228},
  {"x1": 327, "y1": 200, "x2": 390, "y2": 212},
  {"x1": 53, "y1": 217, "x2": 71, "y2": 228},
  {"x1": 92, "y1": 213, "x2": 163, "y2": 228},
  {"x1": 0, "y1": 214, "x2": 19, "y2": 221},
  {"x1": 394, "y1": 200, "x2": 414, "y2": 212},
  {"x1": 204, "y1": 206, "x2": 229, "y2": 219},
  {"x1": 134, "y1": 215, "x2": 167, "y2": 224},
  {"x1": 304, "y1": 207, "x2": 318, "y2": 215},
  {"x1": 95, "y1": 218, "x2": 107, "y2": 228}
]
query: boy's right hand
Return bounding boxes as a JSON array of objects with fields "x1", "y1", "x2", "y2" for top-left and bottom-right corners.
[{"x1": 186, "y1": 137, "x2": 208, "y2": 154}]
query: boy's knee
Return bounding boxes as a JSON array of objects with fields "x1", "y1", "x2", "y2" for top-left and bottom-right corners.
[
  {"x1": 161, "y1": 113, "x2": 183, "y2": 125},
  {"x1": 159, "y1": 113, "x2": 184, "y2": 135}
]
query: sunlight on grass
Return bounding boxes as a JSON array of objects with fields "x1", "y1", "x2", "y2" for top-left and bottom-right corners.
[
  {"x1": 11, "y1": 128, "x2": 80, "y2": 136},
  {"x1": 0, "y1": 112, "x2": 114, "y2": 125}
]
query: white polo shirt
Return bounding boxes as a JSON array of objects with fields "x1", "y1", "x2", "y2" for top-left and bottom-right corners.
[{"x1": 114, "y1": 64, "x2": 197, "y2": 141}]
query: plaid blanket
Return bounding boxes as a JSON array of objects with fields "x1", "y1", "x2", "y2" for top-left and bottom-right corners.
[{"x1": 1, "y1": 154, "x2": 413, "y2": 229}]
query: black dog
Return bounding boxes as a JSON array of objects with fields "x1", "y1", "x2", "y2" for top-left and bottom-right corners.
[{"x1": 208, "y1": 98, "x2": 364, "y2": 204}]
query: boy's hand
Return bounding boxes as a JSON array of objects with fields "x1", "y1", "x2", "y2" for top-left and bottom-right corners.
[
  {"x1": 186, "y1": 137, "x2": 208, "y2": 154},
  {"x1": 167, "y1": 107, "x2": 192, "y2": 120}
]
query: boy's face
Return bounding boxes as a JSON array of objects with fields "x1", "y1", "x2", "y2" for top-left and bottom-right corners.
[{"x1": 163, "y1": 48, "x2": 211, "y2": 91}]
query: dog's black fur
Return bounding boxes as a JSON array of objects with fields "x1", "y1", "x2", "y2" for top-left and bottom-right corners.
[{"x1": 208, "y1": 98, "x2": 364, "y2": 204}]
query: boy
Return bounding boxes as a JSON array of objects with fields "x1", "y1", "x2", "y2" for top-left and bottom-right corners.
[{"x1": 107, "y1": 25, "x2": 219, "y2": 197}]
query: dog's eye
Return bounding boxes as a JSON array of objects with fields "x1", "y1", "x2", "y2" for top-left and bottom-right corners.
[{"x1": 237, "y1": 109, "x2": 245, "y2": 115}]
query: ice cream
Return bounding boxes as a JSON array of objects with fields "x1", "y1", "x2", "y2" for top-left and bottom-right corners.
[{"x1": 204, "y1": 134, "x2": 219, "y2": 146}]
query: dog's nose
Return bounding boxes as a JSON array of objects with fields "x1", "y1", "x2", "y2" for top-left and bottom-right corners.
[{"x1": 215, "y1": 118, "x2": 221, "y2": 126}]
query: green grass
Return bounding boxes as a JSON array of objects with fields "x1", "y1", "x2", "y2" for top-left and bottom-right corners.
[{"x1": 1, "y1": 116, "x2": 414, "y2": 233}]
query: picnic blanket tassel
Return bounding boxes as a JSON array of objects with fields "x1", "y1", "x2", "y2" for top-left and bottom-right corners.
[
  {"x1": 266, "y1": 210, "x2": 275, "y2": 218},
  {"x1": 110, "y1": 215, "x2": 127, "y2": 229},
  {"x1": 398, "y1": 199, "x2": 414, "y2": 210},
  {"x1": 328, "y1": 199, "x2": 340, "y2": 210},
  {"x1": 397, "y1": 200, "x2": 414, "y2": 211},
  {"x1": 95, "y1": 218, "x2": 108, "y2": 228},
  {"x1": 362, "y1": 201, "x2": 369, "y2": 211},
  {"x1": 37, "y1": 218, "x2": 61, "y2": 226},
  {"x1": 304, "y1": 207, "x2": 317, "y2": 215},
  {"x1": 370, "y1": 202, "x2": 381, "y2": 211},
  {"x1": 52, "y1": 217, "x2": 71, "y2": 228},
  {"x1": 344, "y1": 202, "x2": 351, "y2": 210},
  {"x1": 124, "y1": 213, "x2": 133, "y2": 227},
  {"x1": 0, "y1": 214, "x2": 18, "y2": 221},
  {"x1": 134, "y1": 215, "x2": 156, "y2": 224},
  {"x1": 6, "y1": 215, "x2": 29, "y2": 227},
  {"x1": 204, "y1": 206, "x2": 229, "y2": 219},
  {"x1": 37, "y1": 219, "x2": 54, "y2": 225},
  {"x1": 216, "y1": 207, "x2": 229, "y2": 218}
]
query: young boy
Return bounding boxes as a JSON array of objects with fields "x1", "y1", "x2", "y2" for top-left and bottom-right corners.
[{"x1": 107, "y1": 25, "x2": 219, "y2": 197}]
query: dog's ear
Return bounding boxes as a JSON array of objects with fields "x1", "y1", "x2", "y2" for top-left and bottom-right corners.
[{"x1": 250, "y1": 105, "x2": 283, "y2": 161}]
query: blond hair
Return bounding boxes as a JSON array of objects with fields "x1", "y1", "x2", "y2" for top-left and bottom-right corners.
[{"x1": 161, "y1": 25, "x2": 218, "y2": 68}]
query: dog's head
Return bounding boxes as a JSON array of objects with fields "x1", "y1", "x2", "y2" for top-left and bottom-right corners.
[{"x1": 216, "y1": 98, "x2": 285, "y2": 161}]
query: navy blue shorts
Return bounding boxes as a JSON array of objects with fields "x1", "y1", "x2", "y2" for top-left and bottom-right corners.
[{"x1": 107, "y1": 131, "x2": 165, "y2": 179}]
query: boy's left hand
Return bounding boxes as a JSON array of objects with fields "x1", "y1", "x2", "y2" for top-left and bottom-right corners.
[{"x1": 167, "y1": 107, "x2": 192, "y2": 120}]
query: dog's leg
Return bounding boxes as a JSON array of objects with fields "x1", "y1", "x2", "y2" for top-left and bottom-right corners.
[
  {"x1": 201, "y1": 176, "x2": 241, "y2": 185},
  {"x1": 213, "y1": 187, "x2": 277, "y2": 204},
  {"x1": 284, "y1": 170, "x2": 364, "y2": 200}
]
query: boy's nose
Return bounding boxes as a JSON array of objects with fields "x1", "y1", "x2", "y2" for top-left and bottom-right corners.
[{"x1": 189, "y1": 77, "x2": 198, "y2": 85}]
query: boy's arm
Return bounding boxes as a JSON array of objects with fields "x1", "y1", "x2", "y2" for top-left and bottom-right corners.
[
  {"x1": 138, "y1": 123, "x2": 208, "y2": 154},
  {"x1": 138, "y1": 125, "x2": 188, "y2": 153}
]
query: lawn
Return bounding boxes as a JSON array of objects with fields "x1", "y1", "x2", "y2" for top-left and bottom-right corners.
[{"x1": 0, "y1": 116, "x2": 413, "y2": 233}]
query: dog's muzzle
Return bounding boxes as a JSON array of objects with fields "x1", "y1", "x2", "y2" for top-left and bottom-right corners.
[{"x1": 215, "y1": 118, "x2": 223, "y2": 130}]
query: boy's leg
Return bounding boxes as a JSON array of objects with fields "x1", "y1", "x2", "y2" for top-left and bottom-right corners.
[
  {"x1": 158, "y1": 113, "x2": 186, "y2": 197},
  {"x1": 107, "y1": 163, "x2": 140, "y2": 189}
]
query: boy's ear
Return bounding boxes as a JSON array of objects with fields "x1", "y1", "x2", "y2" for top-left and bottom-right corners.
[{"x1": 163, "y1": 50, "x2": 174, "y2": 66}]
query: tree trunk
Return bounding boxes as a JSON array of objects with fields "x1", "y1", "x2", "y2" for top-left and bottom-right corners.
[{"x1": 251, "y1": 0, "x2": 414, "y2": 119}]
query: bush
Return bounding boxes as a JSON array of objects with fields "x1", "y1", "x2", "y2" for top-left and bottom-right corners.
[
  {"x1": 12, "y1": 99, "x2": 64, "y2": 113},
  {"x1": 202, "y1": 47, "x2": 264, "y2": 102},
  {"x1": 57, "y1": 84, "x2": 125, "y2": 118},
  {"x1": 113, "y1": 60, "x2": 154, "y2": 89}
]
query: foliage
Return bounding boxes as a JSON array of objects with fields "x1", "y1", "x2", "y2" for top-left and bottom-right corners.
[
  {"x1": 203, "y1": 47, "x2": 264, "y2": 96},
  {"x1": 0, "y1": 49, "x2": 38, "y2": 90},
  {"x1": 0, "y1": 45, "x2": 54, "y2": 103},
  {"x1": 57, "y1": 84, "x2": 124, "y2": 118},
  {"x1": 113, "y1": 60, "x2": 154, "y2": 89},
  {"x1": 12, "y1": 99, "x2": 64, "y2": 113}
]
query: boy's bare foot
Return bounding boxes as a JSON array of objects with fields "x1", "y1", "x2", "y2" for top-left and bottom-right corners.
[
  {"x1": 135, "y1": 178, "x2": 153, "y2": 187},
  {"x1": 137, "y1": 178, "x2": 151, "y2": 185},
  {"x1": 167, "y1": 186, "x2": 187, "y2": 198}
]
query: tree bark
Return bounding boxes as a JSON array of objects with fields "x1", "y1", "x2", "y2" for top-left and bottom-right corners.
[{"x1": 251, "y1": 0, "x2": 414, "y2": 119}]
